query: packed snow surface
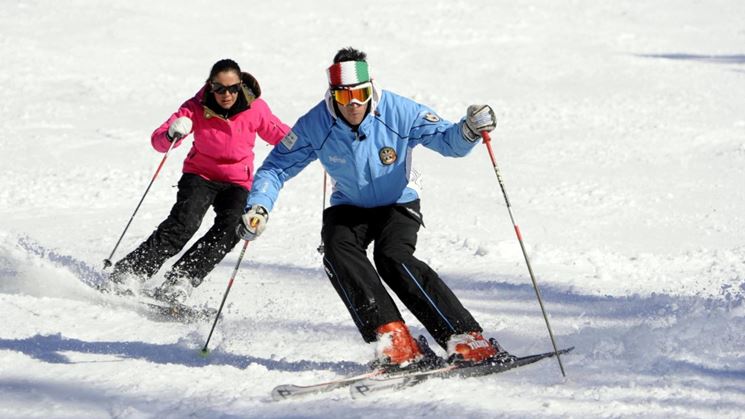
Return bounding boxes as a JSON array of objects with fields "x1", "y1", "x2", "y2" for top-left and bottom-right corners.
[{"x1": 1, "y1": 0, "x2": 744, "y2": 417}]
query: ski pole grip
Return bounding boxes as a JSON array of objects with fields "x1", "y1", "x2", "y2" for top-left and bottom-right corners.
[{"x1": 481, "y1": 131, "x2": 492, "y2": 143}]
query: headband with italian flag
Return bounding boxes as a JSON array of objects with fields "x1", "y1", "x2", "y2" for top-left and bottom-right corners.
[{"x1": 327, "y1": 61, "x2": 370, "y2": 87}]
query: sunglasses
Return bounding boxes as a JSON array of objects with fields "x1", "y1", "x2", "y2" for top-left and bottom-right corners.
[
  {"x1": 210, "y1": 82, "x2": 242, "y2": 95},
  {"x1": 331, "y1": 82, "x2": 373, "y2": 106}
]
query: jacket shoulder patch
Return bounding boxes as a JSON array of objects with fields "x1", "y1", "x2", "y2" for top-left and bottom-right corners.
[{"x1": 281, "y1": 130, "x2": 298, "y2": 150}]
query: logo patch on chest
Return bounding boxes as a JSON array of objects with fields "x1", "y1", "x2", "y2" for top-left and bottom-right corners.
[{"x1": 379, "y1": 147, "x2": 397, "y2": 165}]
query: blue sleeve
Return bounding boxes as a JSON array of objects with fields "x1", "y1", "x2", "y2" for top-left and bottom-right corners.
[
  {"x1": 407, "y1": 105, "x2": 478, "y2": 157},
  {"x1": 246, "y1": 122, "x2": 318, "y2": 212}
]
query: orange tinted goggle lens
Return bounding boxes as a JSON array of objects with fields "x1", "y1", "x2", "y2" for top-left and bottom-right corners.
[{"x1": 332, "y1": 85, "x2": 372, "y2": 105}]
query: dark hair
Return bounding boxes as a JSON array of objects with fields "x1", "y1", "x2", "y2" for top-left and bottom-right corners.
[
  {"x1": 206, "y1": 59, "x2": 241, "y2": 83},
  {"x1": 333, "y1": 47, "x2": 367, "y2": 63},
  {"x1": 241, "y1": 71, "x2": 261, "y2": 98}
]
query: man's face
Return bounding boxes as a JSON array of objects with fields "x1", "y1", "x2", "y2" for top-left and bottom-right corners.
[
  {"x1": 337, "y1": 101, "x2": 369, "y2": 126},
  {"x1": 330, "y1": 82, "x2": 373, "y2": 126}
]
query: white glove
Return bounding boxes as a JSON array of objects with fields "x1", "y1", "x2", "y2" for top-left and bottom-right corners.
[
  {"x1": 462, "y1": 104, "x2": 497, "y2": 142},
  {"x1": 236, "y1": 205, "x2": 269, "y2": 241},
  {"x1": 167, "y1": 116, "x2": 193, "y2": 142}
]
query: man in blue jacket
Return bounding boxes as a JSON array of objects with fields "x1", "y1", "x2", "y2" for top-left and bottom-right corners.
[{"x1": 239, "y1": 47, "x2": 509, "y2": 370}]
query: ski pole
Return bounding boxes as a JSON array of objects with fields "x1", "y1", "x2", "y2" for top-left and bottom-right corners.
[
  {"x1": 103, "y1": 137, "x2": 180, "y2": 269},
  {"x1": 317, "y1": 171, "x2": 328, "y2": 254},
  {"x1": 480, "y1": 130, "x2": 567, "y2": 377},
  {"x1": 201, "y1": 238, "x2": 251, "y2": 354}
]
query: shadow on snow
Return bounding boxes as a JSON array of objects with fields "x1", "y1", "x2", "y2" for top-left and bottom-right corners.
[
  {"x1": 636, "y1": 53, "x2": 745, "y2": 64},
  {"x1": 0, "y1": 333, "x2": 367, "y2": 375}
]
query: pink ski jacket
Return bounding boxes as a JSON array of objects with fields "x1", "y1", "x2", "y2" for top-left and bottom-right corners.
[{"x1": 151, "y1": 85, "x2": 289, "y2": 191}]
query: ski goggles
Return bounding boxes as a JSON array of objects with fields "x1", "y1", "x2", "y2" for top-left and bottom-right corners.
[
  {"x1": 330, "y1": 82, "x2": 373, "y2": 106},
  {"x1": 210, "y1": 82, "x2": 242, "y2": 95}
]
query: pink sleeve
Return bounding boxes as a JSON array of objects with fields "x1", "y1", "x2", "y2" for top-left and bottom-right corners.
[
  {"x1": 151, "y1": 98, "x2": 197, "y2": 152},
  {"x1": 253, "y1": 98, "x2": 290, "y2": 145}
]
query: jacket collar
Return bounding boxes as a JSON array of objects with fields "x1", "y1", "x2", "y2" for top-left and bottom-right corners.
[{"x1": 197, "y1": 83, "x2": 257, "y2": 120}]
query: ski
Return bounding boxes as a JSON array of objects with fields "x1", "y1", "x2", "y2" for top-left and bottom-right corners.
[
  {"x1": 137, "y1": 295, "x2": 217, "y2": 323},
  {"x1": 271, "y1": 335, "x2": 446, "y2": 401},
  {"x1": 89, "y1": 281, "x2": 217, "y2": 323},
  {"x1": 271, "y1": 369, "x2": 385, "y2": 401},
  {"x1": 17, "y1": 237, "x2": 217, "y2": 323},
  {"x1": 349, "y1": 346, "x2": 574, "y2": 398}
]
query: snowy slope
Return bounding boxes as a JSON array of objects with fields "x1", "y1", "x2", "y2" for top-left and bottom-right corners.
[{"x1": 1, "y1": 0, "x2": 744, "y2": 417}]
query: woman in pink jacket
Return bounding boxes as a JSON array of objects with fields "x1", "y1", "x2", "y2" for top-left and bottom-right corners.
[{"x1": 109, "y1": 59, "x2": 290, "y2": 304}]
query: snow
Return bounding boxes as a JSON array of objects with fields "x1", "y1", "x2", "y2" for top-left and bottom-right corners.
[{"x1": 1, "y1": 0, "x2": 744, "y2": 417}]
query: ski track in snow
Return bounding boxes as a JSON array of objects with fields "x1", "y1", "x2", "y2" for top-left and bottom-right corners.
[{"x1": 2, "y1": 0, "x2": 745, "y2": 417}]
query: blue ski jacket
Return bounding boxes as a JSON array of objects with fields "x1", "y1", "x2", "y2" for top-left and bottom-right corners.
[{"x1": 246, "y1": 86, "x2": 478, "y2": 212}]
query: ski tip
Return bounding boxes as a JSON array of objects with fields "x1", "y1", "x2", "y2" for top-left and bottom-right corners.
[
  {"x1": 542, "y1": 346, "x2": 574, "y2": 359},
  {"x1": 271, "y1": 385, "x2": 299, "y2": 401},
  {"x1": 558, "y1": 346, "x2": 575, "y2": 355}
]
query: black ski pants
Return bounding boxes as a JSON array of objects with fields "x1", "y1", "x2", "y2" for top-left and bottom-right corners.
[
  {"x1": 112, "y1": 173, "x2": 247, "y2": 286},
  {"x1": 321, "y1": 200, "x2": 482, "y2": 348}
]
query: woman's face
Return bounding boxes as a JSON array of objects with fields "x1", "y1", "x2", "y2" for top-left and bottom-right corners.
[{"x1": 210, "y1": 70, "x2": 241, "y2": 109}]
